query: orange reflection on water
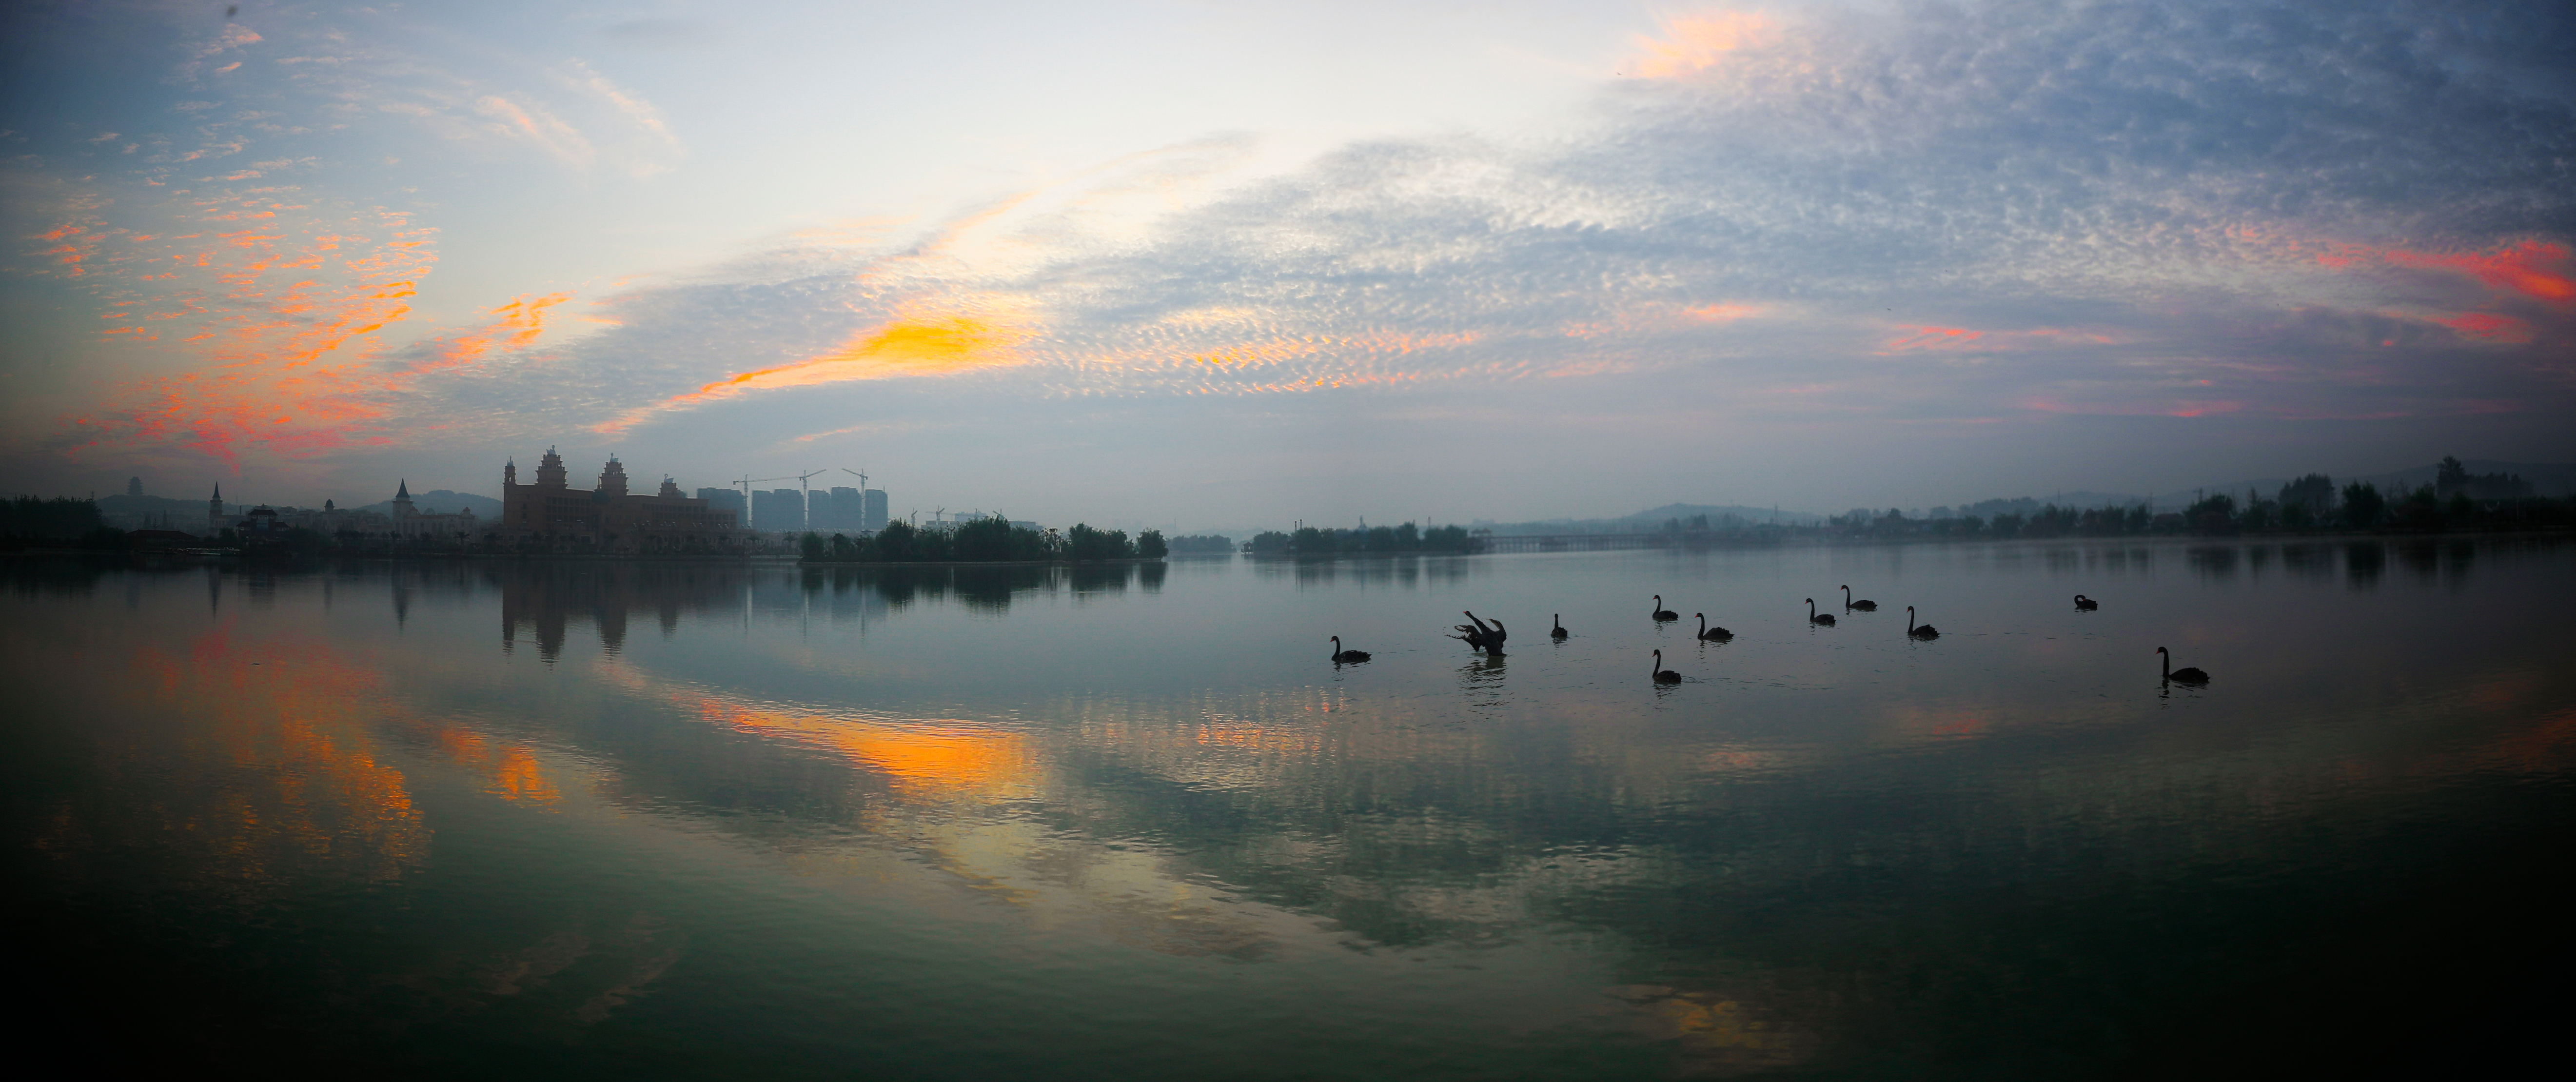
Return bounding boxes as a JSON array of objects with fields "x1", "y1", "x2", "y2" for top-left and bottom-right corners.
[
  {"x1": 686, "y1": 697, "x2": 1034, "y2": 801},
  {"x1": 91, "y1": 625, "x2": 431, "y2": 896},
  {"x1": 431, "y1": 728, "x2": 564, "y2": 804}
]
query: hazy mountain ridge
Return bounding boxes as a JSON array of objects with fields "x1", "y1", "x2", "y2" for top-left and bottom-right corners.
[
  {"x1": 1926, "y1": 460, "x2": 2576, "y2": 521},
  {"x1": 354, "y1": 490, "x2": 503, "y2": 517}
]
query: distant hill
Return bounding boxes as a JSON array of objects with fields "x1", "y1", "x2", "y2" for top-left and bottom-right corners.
[
  {"x1": 1942, "y1": 460, "x2": 2576, "y2": 518},
  {"x1": 93, "y1": 493, "x2": 218, "y2": 530},
  {"x1": 1474, "y1": 502, "x2": 1825, "y2": 534},
  {"x1": 1617, "y1": 502, "x2": 1825, "y2": 526},
  {"x1": 356, "y1": 489, "x2": 501, "y2": 517},
  {"x1": 2161, "y1": 460, "x2": 2576, "y2": 505}
]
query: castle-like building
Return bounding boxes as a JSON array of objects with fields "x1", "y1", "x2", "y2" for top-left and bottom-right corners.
[
  {"x1": 390, "y1": 480, "x2": 478, "y2": 541},
  {"x1": 499, "y1": 447, "x2": 739, "y2": 552}
]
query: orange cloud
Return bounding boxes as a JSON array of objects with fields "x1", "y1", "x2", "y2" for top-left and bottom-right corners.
[
  {"x1": 2380, "y1": 240, "x2": 2574, "y2": 304},
  {"x1": 49, "y1": 196, "x2": 444, "y2": 465},
  {"x1": 421, "y1": 291, "x2": 572, "y2": 372},
  {"x1": 1629, "y1": 11, "x2": 1780, "y2": 78},
  {"x1": 1683, "y1": 303, "x2": 1764, "y2": 322},
  {"x1": 1880, "y1": 325, "x2": 1985, "y2": 353},
  {"x1": 597, "y1": 304, "x2": 1033, "y2": 433},
  {"x1": 2435, "y1": 311, "x2": 2534, "y2": 343}
]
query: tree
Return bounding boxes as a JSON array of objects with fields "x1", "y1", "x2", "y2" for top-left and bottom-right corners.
[
  {"x1": 2436, "y1": 455, "x2": 2469, "y2": 495},
  {"x1": 800, "y1": 531, "x2": 825, "y2": 560},
  {"x1": 2185, "y1": 492, "x2": 2237, "y2": 533},
  {"x1": 1137, "y1": 529, "x2": 1167, "y2": 559},
  {"x1": 1065, "y1": 523, "x2": 1132, "y2": 561},
  {"x1": 2279, "y1": 473, "x2": 2336, "y2": 514},
  {"x1": 2340, "y1": 482, "x2": 2385, "y2": 529},
  {"x1": 876, "y1": 520, "x2": 918, "y2": 561}
]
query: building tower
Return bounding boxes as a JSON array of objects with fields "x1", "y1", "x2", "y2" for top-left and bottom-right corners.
[
  {"x1": 598, "y1": 456, "x2": 629, "y2": 499},
  {"x1": 208, "y1": 484, "x2": 224, "y2": 535},
  {"x1": 393, "y1": 479, "x2": 416, "y2": 521},
  {"x1": 126, "y1": 476, "x2": 142, "y2": 497},
  {"x1": 658, "y1": 475, "x2": 682, "y2": 498},
  {"x1": 504, "y1": 458, "x2": 517, "y2": 488},
  {"x1": 536, "y1": 446, "x2": 568, "y2": 488}
]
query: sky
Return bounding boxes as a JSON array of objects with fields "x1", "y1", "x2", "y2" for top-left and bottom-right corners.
[{"x1": 2, "y1": 0, "x2": 2571, "y2": 530}]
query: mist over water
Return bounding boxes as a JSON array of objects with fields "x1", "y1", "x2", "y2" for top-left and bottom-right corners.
[{"x1": 6, "y1": 540, "x2": 2572, "y2": 1077}]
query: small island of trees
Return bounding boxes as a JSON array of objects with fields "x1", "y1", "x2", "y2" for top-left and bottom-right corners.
[
  {"x1": 1245, "y1": 522, "x2": 1481, "y2": 556},
  {"x1": 799, "y1": 518, "x2": 1163, "y2": 564}
]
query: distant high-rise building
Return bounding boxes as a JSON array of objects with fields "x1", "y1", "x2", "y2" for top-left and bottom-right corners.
[
  {"x1": 863, "y1": 489, "x2": 889, "y2": 531},
  {"x1": 753, "y1": 488, "x2": 806, "y2": 532},
  {"x1": 821, "y1": 487, "x2": 863, "y2": 531},
  {"x1": 697, "y1": 487, "x2": 746, "y2": 522},
  {"x1": 126, "y1": 476, "x2": 142, "y2": 496}
]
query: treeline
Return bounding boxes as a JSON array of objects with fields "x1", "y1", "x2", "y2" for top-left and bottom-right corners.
[
  {"x1": 1245, "y1": 522, "x2": 1480, "y2": 556},
  {"x1": 0, "y1": 496, "x2": 124, "y2": 551},
  {"x1": 1830, "y1": 460, "x2": 2570, "y2": 541},
  {"x1": 801, "y1": 518, "x2": 1166, "y2": 563},
  {"x1": 1165, "y1": 533, "x2": 1235, "y2": 553}
]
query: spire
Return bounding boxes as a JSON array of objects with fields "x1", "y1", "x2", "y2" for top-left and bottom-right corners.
[
  {"x1": 212, "y1": 483, "x2": 221, "y2": 499},
  {"x1": 597, "y1": 456, "x2": 629, "y2": 498},
  {"x1": 396, "y1": 479, "x2": 411, "y2": 498}
]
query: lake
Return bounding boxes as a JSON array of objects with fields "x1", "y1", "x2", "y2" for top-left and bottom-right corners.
[{"x1": 5, "y1": 539, "x2": 2571, "y2": 1077}]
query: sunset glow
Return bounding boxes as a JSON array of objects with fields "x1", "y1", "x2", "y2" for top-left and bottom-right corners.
[{"x1": 0, "y1": 0, "x2": 2568, "y2": 529}]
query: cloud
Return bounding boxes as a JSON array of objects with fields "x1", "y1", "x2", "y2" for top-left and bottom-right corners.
[
  {"x1": 472, "y1": 95, "x2": 592, "y2": 168},
  {"x1": 1626, "y1": 10, "x2": 1782, "y2": 79},
  {"x1": 27, "y1": 0, "x2": 2576, "y2": 478},
  {"x1": 422, "y1": 0, "x2": 2571, "y2": 451},
  {"x1": 599, "y1": 303, "x2": 1035, "y2": 433}
]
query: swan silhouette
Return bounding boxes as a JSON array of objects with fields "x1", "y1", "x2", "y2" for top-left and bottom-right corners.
[
  {"x1": 1652, "y1": 649, "x2": 1680, "y2": 684},
  {"x1": 1452, "y1": 612, "x2": 1507, "y2": 654},
  {"x1": 1842, "y1": 585, "x2": 1878, "y2": 611},
  {"x1": 1652, "y1": 595, "x2": 1678, "y2": 622},
  {"x1": 1806, "y1": 598, "x2": 1836, "y2": 626},
  {"x1": 2157, "y1": 647, "x2": 2208, "y2": 684},
  {"x1": 1906, "y1": 606, "x2": 1939, "y2": 639},
  {"x1": 1330, "y1": 636, "x2": 1371, "y2": 663},
  {"x1": 2074, "y1": 594, "x2": 2099, "y2": 610},
  {"x1": 1695, "y1": 613, "x2": 1732, "y2": 641},
  {"x1": 1551, "y1": 614, "x2": 1568, "y2": 640}
]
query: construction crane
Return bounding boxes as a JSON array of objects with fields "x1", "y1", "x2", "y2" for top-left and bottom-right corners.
[
  {"x1": 732, "y1": 474, "x2": 794, "y2": 530},
  {"x1": 792, "y1": 469, "x2": 828, "y2": 506},
  {"x1": 841, "y1": 467, "x2": 868, "y2": 491}
]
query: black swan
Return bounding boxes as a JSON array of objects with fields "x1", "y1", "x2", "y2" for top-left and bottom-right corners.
[
  {"x1": 1652, "y1": 595, "x2": 1678, "y2": 622},
  {"x1": 2157, "y1": 647, "x2": 2208, "y2": 684},
  {"x1": 1806, "y1": 598, "x2": 1836, "y2": 626},
  {"x1": 1695, "y1": 613, "x2": 1733, "y2": 641},
  {"x1": 1842, "y1": 585, "x2": 1878, "y2": 611},
  {"x1": 1451, "y1": 611, "x2": 1506, "y2": 654},
  {"x1": 2074, "y1": 594, "x2": 2099, "y2": 610},
  {"x1": 1551, "y1": 614, "x2": 1568, "y2": 640},
  {"x1": 1906, "y1": 606, "x2": 1939, "y2": 639},
  {"x1": 1330, "y1": 636, "x2": 1371, "y2": 663},
  {"x1": 1652, "y1": 649, "x2": 1681, "y2": 684}
]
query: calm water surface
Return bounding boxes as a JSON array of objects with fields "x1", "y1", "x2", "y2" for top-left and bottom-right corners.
[{"x1": 7, "y1": 540, "x2": 2573, "y2": 1077}]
